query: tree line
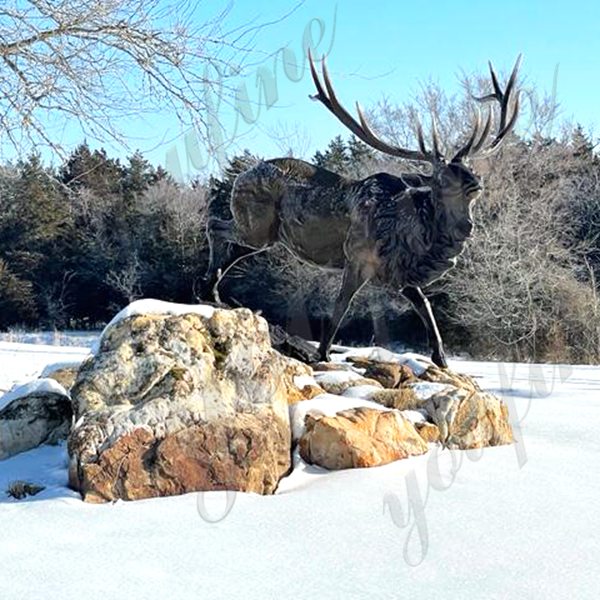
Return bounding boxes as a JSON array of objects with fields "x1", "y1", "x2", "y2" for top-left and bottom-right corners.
[
  {"x1": 3, "y1": 2, "x2": 597, "y2": 363},
  {"x1": 0, "y1": 144, "x2": 208, "y2": 329},
  {"x1": 1, "y1": 122, "x2": 599, "y2": 364}
]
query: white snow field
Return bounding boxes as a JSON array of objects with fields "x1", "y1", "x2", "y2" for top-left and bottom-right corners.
[{"x1": 1, "y1": 339, "x2": 599, "y2": 600}]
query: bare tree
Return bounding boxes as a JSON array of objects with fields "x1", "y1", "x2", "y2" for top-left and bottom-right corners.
[
  {"x1": 440, "y1": 135, "x2": 600, "y2": 363},
  {"x1": 140, "y1": 178, "x2": 208, "y2": 263},
  {"x1": 0, "y1": 0, "x2": 294, "y2": 158},
  {"x1": 266, "y1": 121, "x2": 313, "y2": 158},
  {"x1": 39, "y1": 269, "x2": 75, "y2": 327},
  {"x1": 106, "y1": 253, "x2": 142, "y2": 304}
]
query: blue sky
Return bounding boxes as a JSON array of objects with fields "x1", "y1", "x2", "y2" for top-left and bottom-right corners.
[{"x1": 55, "y1": 0, "x2": 600, "y2": 177}]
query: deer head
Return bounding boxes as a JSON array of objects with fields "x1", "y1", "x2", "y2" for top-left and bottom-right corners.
[{"x1": 307, "y1": 51, "x2": 522, "y2": 216}]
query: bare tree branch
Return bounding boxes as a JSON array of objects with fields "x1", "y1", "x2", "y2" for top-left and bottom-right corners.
[{"x1": 0, "y1": 0, "x2": 300, "y2": 159}]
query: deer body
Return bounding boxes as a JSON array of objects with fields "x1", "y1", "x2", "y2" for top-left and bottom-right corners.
[
  {"x1": 206, "y1": 54, "x2": 521, "y2": 367},
  {"x1": 232, "y1": 159, "x2": 475, "y2": 286}
]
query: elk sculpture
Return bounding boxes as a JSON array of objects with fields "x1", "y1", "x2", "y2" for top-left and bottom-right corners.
[{"x1": 205, "y1": 53, "x2": 521, "y2": 367}]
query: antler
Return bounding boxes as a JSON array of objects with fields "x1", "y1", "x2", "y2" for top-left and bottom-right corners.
[
  {"x1": 308, "y1": 49, "x2": 440, "y2": 164},
  {"x1": 453, "y1": 55, "x2": 522, "y2": 161}
]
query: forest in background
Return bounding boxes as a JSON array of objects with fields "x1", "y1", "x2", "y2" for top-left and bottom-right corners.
[
  {"x1": 1, "y1": 117, "x2": 599, "y2": 364},
  {"x1": 2, "y1": 0, "x2": 600, "y2": 365}
]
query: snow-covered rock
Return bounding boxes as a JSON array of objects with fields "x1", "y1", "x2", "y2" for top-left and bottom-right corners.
[
  {"x1": 309, "y1": 356, "x2": 513, "y2": 451},
  {"x1": 0, "y1": 378, "x2": 68, "y2": 412},
  {"x1": 289, "y1": 394, "x2": 391, "y2": 441},
  {"x1": 299, "y1": 406, "x2": 428, "y2": 470},
  {"x1": 100, "y1": 298, "x2": 216, "y2": 340},
  {"x1": 425, "y1": 387, "x2": 513, "y2": 449},
  {"x1": 331, "y1": 346, "x2": 431, "y2": 376},
  {"x1": 313, "y1": 369, "x2": 382, "y2": 395},
  {"x1": 341, "y1": 384, "x2": 384, "y2": 398},
  {"x1": 0, "y1": 378, "x2": 71, "y2": 461},
  {"x1": 346, "y1": 356, "x2": 418, "y2": 388}
]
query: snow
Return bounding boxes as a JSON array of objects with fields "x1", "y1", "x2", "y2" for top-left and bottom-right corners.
[
  {"x1": 100, "y1": 299, "x2": 216, "y2": 344},
  {"x1": 0, "y1": 330, "x2": 98, "y2": 348},
  {"x1": 0, "y1": 340, "x2": 599, "y2": 599},
  {"x1": 313, "y1": 369, "x2": 365, "y2": 386},
  {"x1": 341, "y1": 384, "x2": 384, "y2": 398},
  {"x1": 0, "y1": 378, "x2": 69, "y2": 411},
  {"x1": 293, "y1": 374, "x2": 318, "y2": 389},
  {"x1": 330, "y1": 345, "x2": 431, "y2": 376},
  {"x1": 400, "y1": 409, "x2": 428, "y2": 424},
  {"x1": 40, "y1": 360, "x2": 86, "y2": 378},
  {"x1": 0, "y1": 341, "x2": 90, "y2": 395},
  {"x1": 409, "y1": 381, "x2": 453, "y2": 401}
]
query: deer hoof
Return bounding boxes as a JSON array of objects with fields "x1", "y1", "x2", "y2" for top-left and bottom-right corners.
[
  {"x1": 318, "y1": 348, "x2": 331, "y2": 362},
  {"x1": 432, "y1": 352, "x2": 448, "y2": 369}
]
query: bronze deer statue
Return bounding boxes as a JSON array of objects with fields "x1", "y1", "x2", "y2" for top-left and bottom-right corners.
[{"x1": 205, "y1": 53, "x2": 521, "y2": 367}]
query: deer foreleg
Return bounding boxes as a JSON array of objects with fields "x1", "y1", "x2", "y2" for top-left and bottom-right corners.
[
  {"x1": 318, "y1": 265, "x2": 369, "y2": 362},
  {"x1": 402, "y1": 286, "x2": 448, "y2": 368}
]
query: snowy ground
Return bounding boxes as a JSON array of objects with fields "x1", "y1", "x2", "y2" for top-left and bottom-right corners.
[
  {"x1": 1, "y1": 339, "x2": 599, "y2": 599},
  {"x1": 0, "y1": 341, "x2": 91, "y2": 394},
  {"x1": 0, "y1": 330, "x2": 98, "y2": 348}
]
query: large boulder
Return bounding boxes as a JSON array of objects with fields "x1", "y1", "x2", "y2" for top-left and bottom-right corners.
[
  {"x1": 68, "y1": 301, "x2": 300, "y2": 502},
  {"x1": 0, "y1": 379, "x2": 72, "y2": 460},
  {"x1": 299, "y1": 407, "x2": 428, "y2": 470}
]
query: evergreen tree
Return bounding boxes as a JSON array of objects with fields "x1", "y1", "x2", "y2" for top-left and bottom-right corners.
[
  {"x1": 122, "y1": 151, "x2": 157, "y2": 202},
  {"x1": 312, "y1": 135, "x2": 350, "y2": 174},
  {"x1": 0, "y1": 154, "x2": 72, "y2": 326},
  {"x1": 60, "y1": 143, "x2": 123, "y2": 197},
  {"x1": 312, "y1": 135, "x2": 373, "y2": 177},
  {"x1": 0, "y1": 258, "x2": 38, "y2": 327},
  {"x1": 570, "y1": 125, "x2": 595, "y2": 159},
  {"x1": 347, "y1": 136, "x2": 374, "y2": 176}
]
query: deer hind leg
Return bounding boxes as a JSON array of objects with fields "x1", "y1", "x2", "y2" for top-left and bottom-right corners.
[
  {"x1": 205, "y1": 216, "x2": 237, "y2": 300},
  {"x1": 318, "y1": 264, "x2": 370, "y2": 362},
  {"x1": 205, "y1": 162, "x2": 283, "y2": 303},
  {"x1": 205, "y1": 217, "x2": 271, "y2": 304},
  {"x1": 402, "y1": 286, "x2": 448, "y2": 368}
]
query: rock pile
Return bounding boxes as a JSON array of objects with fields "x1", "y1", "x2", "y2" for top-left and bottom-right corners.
[{"x1": 0, "y1": 300, "x2": 514, "y2": 503}]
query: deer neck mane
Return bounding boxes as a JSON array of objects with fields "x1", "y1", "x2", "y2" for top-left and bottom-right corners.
[{"x1": 430, "y1": 197, "x2": 474, "y2": 259}]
